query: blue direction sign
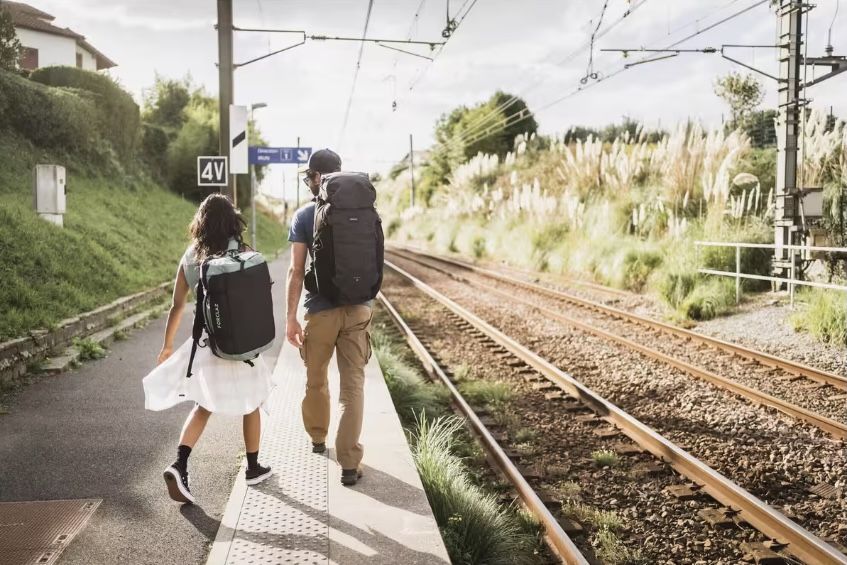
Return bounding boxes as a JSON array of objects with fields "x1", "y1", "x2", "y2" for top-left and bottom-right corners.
[{"x1": 249, "y1": 146, "x2": 312, "y2": 165}]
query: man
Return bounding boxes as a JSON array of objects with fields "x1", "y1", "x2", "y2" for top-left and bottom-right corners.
[{"x1": 285, "y1": 148, "x2": 373, "y2": 486}]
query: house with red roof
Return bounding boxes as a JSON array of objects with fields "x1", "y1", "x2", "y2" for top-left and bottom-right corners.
[{"x1": 1, "y1": 1, "x2": 116, "y2": 71}]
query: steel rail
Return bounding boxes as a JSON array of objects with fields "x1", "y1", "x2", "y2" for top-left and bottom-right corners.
[
  {"x1": 377, "y1": 292, "x2": 589, "y2": 565},
  {"x1": 384, "y1": 260, "x2": 847, "y2": 565},
  {"x1": 387, "y1": 249, "x2": 847, "y2": 439},
  {"x1": 394, "y1": 243, "x2": 629, "y2": 298},
  {"x1": 390, "y1": 246, "x2": 847, "y2": 392}
]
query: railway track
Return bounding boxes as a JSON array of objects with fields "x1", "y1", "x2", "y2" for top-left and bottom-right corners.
[
  {"x1": 378, "y1": 262, "x2": 847, "y2": 564},
  {"x1": 387, "y1": 245, "x2": 847, "y2": 437}
]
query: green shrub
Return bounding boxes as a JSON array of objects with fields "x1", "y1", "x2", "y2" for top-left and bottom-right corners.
[
  {"x1": 73, "y1": 337, "x2": 106, "y2": 361},
  {"x1": 472, "y1": 236, "x2": 487, "y2": 259},
  {"x1": 791, "y1": 288, "x2": 847, "y2": 346},
  {"x1": 0, "y1": 70, "x2": 98, "y2": 154},
  {"x1": 656, "y1": 270, "x2": 698, "y2": 309},
  {"x1": 386, "y1": 218, "x2": 402, "y2": 239},
  {"x1": 679, "y1": 277, "x2": 737, "y2": 320},
  {"x1": 622, "y1": 247, "x2": 662, "y2": 291},
  {"x1": 29, "y1": 66, "x2": 140, "y2": 160}
]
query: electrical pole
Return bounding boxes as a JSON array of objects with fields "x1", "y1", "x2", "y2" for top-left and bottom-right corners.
[
  {"x1": 409, "y1": 134, "x2": 416, "y2": 208},
  {"x1": 296, "y1": 136, "x2": 301, "y2": 208},
  {"x1": 217, "y1": 0, "x2": 235, "y2": 202},
  {"x1": 773, "y1": 0, "x2": 804, "y2": 278}
]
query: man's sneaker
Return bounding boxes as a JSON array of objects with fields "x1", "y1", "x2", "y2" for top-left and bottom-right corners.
[
  {"x1": 341, "y1": 468, "x2": 363, "y2": 486},
  {"x1": 312, "y1": 442, "x2": 326, "y2": 454},
  {"x1": 163, "y1": 464, "x2": 195, "y2": 504},
  {"x1": 245, "y1": 464, "x2": 273, "y2": 486}
]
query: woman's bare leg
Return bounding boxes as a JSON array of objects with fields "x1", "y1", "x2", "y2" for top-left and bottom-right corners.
[
  {"x1": 243, "y1": 408, "x2": 261, "y2": 452},
  {"x1": 179, "y1": 404, "x2": 212, "y2": 448}
]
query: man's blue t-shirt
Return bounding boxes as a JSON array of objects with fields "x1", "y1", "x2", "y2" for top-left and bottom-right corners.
[{"x1": 288, "y1": 202, "x2": 336, "y2": 314}]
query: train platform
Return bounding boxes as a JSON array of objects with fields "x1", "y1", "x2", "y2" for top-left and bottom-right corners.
[{"x1": 205, "y1": 311, "x2": 450, "y2": 565}]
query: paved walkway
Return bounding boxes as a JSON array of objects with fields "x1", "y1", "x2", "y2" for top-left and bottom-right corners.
[{"x1": 206, "y1": 315, "x2": 450, "y2": 564}]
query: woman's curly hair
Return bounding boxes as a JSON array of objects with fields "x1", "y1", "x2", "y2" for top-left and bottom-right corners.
[{"x1": 189, "y1": 194, "x2": 246, "y2": 262}]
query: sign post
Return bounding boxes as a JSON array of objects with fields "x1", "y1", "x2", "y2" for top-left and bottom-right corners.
[
  {"x1": 248, "y1": 146, "x2": 312, "y2": 165},
  {"x1": 197, "y1": 156, "x2": 229, "y2": 187},
  {"x1": 229, "y1": 105, "x2": 248, "y2": 207}
]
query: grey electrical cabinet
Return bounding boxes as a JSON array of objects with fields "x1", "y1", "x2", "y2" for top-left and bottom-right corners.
[{"x1": 33, "y1": 164, "x2": 66, "y2": 227}]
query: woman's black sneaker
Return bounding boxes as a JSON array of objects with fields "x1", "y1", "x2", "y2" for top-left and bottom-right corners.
[
  {"x1": 341, "y1": 468, "x2": 363, "y2": 486},
  {"x1": 312, "y1": 442, "x2": 326, "y2": 454},
  {"x1": 164, "y1": 464, "x2": 195, "y2": 504},
  {"x1": 245, "y1": 464, "x2": 273, "y2": 486}
]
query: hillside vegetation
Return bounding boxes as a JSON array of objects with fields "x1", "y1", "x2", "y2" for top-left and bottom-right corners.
[
  {"x1": 1, "y1": 69, "x2": 286, "y2": 341},
  {"x1": 380, "y1": 108, "x2": 847, "y2": 343}
]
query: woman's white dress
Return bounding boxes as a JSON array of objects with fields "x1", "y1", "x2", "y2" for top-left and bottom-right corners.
[{"x1": 142, "y1": 245, "x2": 277, "y2": 416}]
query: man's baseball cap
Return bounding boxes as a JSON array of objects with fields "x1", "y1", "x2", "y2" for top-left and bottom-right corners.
[{"x1": 299, "y1": 148, "x2": 341, "y2": 174}]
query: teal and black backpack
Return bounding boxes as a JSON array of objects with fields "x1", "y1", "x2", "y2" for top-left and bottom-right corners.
[{"x1": 185, "y1": 239, "x2": 275, "y2": 378}]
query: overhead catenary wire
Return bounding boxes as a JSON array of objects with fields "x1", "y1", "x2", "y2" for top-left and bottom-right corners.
[
  {"x1": 338, "y1": 0, "x2": 376, "y2": 147},
  {"x1": 427, "y1": 0, "x2": 653, "y2": 161},
  {"x1": 431, "y1": 0, "x2": 769, "y2": 162},
  {"x1": 405, "y1": 0, "x2": 481, "y2": 93},
  {"x1": 429, "y1": 0, "x2": 652, "y2": 160}
]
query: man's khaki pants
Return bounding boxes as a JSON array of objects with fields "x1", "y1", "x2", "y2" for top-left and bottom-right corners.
[{"x1": 299, "y1": 304, "x2": 372, "y2": 470}]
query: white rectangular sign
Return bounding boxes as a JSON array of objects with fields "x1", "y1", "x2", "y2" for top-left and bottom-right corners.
[
  {"x1": 197, "y1": 156, "x2": 228, "y2": 186},
  {"x1": 229, "y1": 104, "x2": 248, "y2": 175}
]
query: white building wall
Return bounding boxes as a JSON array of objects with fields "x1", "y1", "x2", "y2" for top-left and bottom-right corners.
[
  {"x1": 15, "y1": 28, "x2": 76, "y2": 67},
  {"x1": 76, "y1": 46, "x2": 97, "y2": 71}
]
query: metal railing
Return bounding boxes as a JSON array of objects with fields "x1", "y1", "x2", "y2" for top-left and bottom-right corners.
[{"x1": 695, "y1": 241, "x2": 847, "y2": 305}]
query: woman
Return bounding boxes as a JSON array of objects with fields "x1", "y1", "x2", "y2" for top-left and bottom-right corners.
[{"x1": 143, "y1": 194, "x2": 275, "y2": 505}]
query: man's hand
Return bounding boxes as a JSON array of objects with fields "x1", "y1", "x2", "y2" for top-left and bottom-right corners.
[{"x1": 286, "y1": 317, "x2": 304, "y2": 348}]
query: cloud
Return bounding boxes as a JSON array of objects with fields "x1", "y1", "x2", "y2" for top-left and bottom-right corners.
[{"x1": 46, "y1": 0, "x2": 212, "y2": 32}]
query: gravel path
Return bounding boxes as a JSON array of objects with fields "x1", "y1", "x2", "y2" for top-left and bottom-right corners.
[
  {"x1": 383, "y1": 276, "x2": 762, "y2": 565},
  {"x1": 386, "y1": 256, "x2": 847, "y2": 550}
]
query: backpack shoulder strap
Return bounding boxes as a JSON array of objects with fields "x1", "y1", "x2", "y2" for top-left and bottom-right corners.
[{"x1": 184, "y1": 262, "x2": 208, "y2": 379}]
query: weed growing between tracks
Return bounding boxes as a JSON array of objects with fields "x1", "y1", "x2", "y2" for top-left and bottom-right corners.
[{"x1": 371, "y1": 312, "x2": 548, "y2": 564}]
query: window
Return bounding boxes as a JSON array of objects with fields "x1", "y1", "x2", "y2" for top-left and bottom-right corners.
[
  {"x1": 20, "y1": 47, "x2": 38, "y2": 70},
  {"x1": 76, "y1": 52, "x2": 83, "y2": 68}
]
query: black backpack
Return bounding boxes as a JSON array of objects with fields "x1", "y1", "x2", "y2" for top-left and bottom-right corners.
[
  {"x1": 304, "y1": 172, "x2": 384, "y2": 305},
  {"x1": 185, "y1": 241, "x2": 275, "y2": 379}
]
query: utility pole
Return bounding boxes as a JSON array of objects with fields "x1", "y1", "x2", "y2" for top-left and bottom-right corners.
[
  {"x1": 409, "y1": 134, "x2": 416, "y2": 208},
  {"x1": 773, "y1": 0, "x2": 804, "y2": 277},
  {"x1": 296, "y1": 136, "x2": 301, "y2": 208},
  {"x1": 217, "y1": 0, "x2": 235, "y2": 202}
]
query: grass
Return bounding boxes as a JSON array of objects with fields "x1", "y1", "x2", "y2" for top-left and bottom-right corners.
[
  {"x1": 791, "y1": 288, "x2": 847, "y2": 346},
  {"x1": 372, "y1": 322, "x2": 449, "y2": 425},
  {"x1": 556, "y1": 480, "x2": 581, "y2": 499},
  {"x1": 562, "y1": 502, "x2": 625, "y2": 532},
  {"x1": 594, "y1": 528, "x2": 647, "y2": 565},
  {"x1": 456, "y1": 379, "x2": 512, "y2": 408},
  {"x1": 112, "y1": 329, "x2": 129, "y2": 341},
  {"x1": 412, "y1": 414, "x2": 544, "y2": 565},
  {"x1": 372, "y1": 315, "x2": 547, "y2": 563},
  {"x1": 73, "y1": 337, "x2": 107, "y2": 361},
  {"x1": 0, "y1": 133, "x2": 287, "y2": 341},
  {"x1": 591, "y1": 449, "x2": 620, "y2": 467}
]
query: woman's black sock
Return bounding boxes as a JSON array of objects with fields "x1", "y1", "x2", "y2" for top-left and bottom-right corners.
[
  {"x1": 246, "y1": 451, "x2": 259, "y2": 471},
  {"x1": 176, "y1": 444, "x2": 192, "y2": 471}
]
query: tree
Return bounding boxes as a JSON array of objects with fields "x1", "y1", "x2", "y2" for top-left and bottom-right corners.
[
  {"x1": 0, "y1": 7, "x2": 21, "y2": 72},
  {"x1": 713, "y1": 71, "x2": 764, "y2": 127},
  {"x1": 143, "y1": 75, "x2": 192, "y2": 131}
]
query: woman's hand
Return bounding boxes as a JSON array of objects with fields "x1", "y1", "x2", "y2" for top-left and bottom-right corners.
[{"x1": 157, "y1": 346, "x2": 174, "y2": 365}]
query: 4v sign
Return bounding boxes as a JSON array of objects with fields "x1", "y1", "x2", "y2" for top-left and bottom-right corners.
[{"x1": 197, "y1": 156, "x2": 228, "y2": 187}]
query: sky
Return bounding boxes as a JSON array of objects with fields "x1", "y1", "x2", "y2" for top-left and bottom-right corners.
[{"x1": 25, "y1": 0, "x2": 847, "y2": 201}]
